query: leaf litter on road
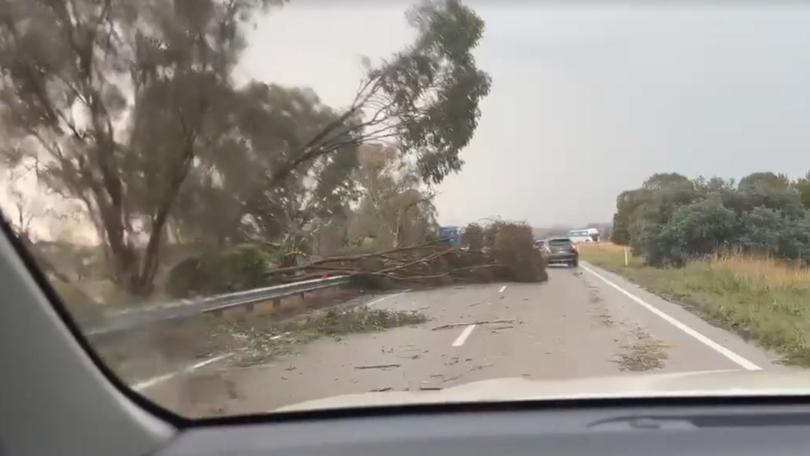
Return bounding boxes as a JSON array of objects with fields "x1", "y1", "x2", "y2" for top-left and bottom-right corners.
[
  {"x1": 614, "y1": 327, "x2": 669, "y2": 372},
  {"x1": 209, "y1": 307, "x2": 427, "y2": 367}
]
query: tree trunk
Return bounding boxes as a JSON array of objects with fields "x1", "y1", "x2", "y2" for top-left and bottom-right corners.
[
  {"x1": 129, "y1": 214, "x2": 168, "y2": 296},
  {"x1": 93, "y1": 189, "x2": 139, "y2": 290},
  {"x1": 128, "y1": 139, "x2": 196, "y2": 296},
  {"x1": 392, "y1": 210, "x2": 404, "y2": 249}
]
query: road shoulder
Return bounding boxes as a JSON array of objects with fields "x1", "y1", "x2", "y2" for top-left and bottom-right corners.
[{"x1": 580, "y1": 261, "x2": 783, "y2": 370}]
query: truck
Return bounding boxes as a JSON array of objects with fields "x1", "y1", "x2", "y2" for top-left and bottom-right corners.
[{"x1": 438, "y1": 226, "x2": 463, "y2": 246}]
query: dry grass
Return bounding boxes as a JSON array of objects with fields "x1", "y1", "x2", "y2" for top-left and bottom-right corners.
[
  {"x1": 578, "y1": 242, "x2": 627, "y2": 254},
  {"x1": 577, "y1": 242, "x2": 643, "y2": 269},
  {"x1": 581, "y1": 242, "x2": 810, "y2": 289},
  {"x1": 710, "y1": 254, "x2": 810, "y2": 290}
]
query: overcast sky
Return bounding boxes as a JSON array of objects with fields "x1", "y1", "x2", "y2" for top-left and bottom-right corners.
[{"x1": 237, "y1": 1, "x2": 810, "y2": 228}]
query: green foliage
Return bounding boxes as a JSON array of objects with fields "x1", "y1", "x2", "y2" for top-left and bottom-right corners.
[
  {"x1": 670, "y1": 196, "x2": 738, "y2": 254},
  {"x1": 794, "y1": 171, "x2": 810, "y2": 210},
  {"x1": 613, "y1": 171, "x2": 810, "y2": 267},
  {"x1": 0, "y1": 0, "x2": 271, "y2": 294},
  {"x1": 165, "y1": 245, "x2": 274, "y2": 298},
  {"x1": 348, "y1": 146, "x2": 438, "y2": 250},
  {"x1": 611, "y1": 189, "x2": 649, "y2": 245},
  {"x1": 379, "y1": 0, "x2": 492, "y2": 184},
  {"x1": 738, "y1": 208, "x2": 810, "y2": 261},
  {"x1": 173, "y1": 83, "x2": 361, "y2": 252},
  {"x1": 0, "y1": 0, "x2": 491, "y2": 297},
  {"x1": 738, "y1": 172, "x2": 803, "y2": 218},
  {"x1": 630, "y1": 220, "x2": 687, "y2": 267},
  {"x1": 309, "y1": 308, "x2": 427, "y2": 336}
]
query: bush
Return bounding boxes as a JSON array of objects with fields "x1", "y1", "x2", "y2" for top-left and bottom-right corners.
[
  {"x1": 490, "y1": 222, "x2": 547, "y2": 282},
  {"x1": 670, "y1": 196, "x2": 738, "y2": 255},
  {"x1": 166, "y1": 244, "x2": 275, "y2": 298},
  {"x1": 631, "y1": 221, "x2": 687, "y2": 268},
  {"x1": 738, "y1": 208, "x2": 810, "y2": 262},
  {"x1": 614, "y1": 171, "x2": 810, "y2": 268}
]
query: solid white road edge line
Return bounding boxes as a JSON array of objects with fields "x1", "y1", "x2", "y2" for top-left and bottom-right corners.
[
  {"x1": 132, "y1": 352, "x2": 234, "y2": 391},
  {"x1": 580, "y1": 262, "x2": 762, "y2": 371},
  {"x1": 499, "y1": 285, "x2": 507, "y2": 293},
  {"x1": 366, "y1": 289, "x2": 411, "y2": 308},
  {"x1": 452, "y1": 324, "x2": 477, "y2": 347}
]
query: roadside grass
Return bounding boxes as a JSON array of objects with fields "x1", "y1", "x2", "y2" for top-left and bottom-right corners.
[{"x1": 579, "y1": 243, "x2": 810, "y2": 366}]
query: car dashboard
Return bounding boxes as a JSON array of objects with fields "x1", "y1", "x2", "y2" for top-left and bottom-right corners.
[{"x1": 155, "y1": 401, "x2": 810, "y2": 456}]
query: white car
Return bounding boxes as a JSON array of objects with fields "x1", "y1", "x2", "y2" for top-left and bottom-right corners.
[{"x1": 567, "y1": 228, "x2": 599, "y2": 243}]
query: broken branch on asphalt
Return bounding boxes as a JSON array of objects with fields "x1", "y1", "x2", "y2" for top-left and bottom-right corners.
[
  {"x1": 431, "y1": 319, "x2": 515, "y2": 331},
  {"x1": 354, "y1": 363, "x2": 402, "y2": 370}
]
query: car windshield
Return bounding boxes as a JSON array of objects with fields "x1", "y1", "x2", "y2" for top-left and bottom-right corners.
[{"x1": 1, "y1": 0, "x2": 809, "y2": 418}]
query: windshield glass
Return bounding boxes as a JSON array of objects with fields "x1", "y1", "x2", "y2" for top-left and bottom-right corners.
[{"x1": 1, "y1": 0, "x2": 809, "y2": 418}]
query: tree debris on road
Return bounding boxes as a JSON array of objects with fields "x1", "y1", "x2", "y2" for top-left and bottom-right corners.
[
  {"x1": 431, "y1": 319, "x2": 515, "y2": 331},
  {"x1": 264, "y1": 222, "x2": 549, "y2": 288},
  {"x1": 354, "y1": 363, "x2": 402, "y2": 370}
]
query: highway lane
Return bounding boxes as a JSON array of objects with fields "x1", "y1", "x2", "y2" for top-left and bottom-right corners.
[{"x1": 144, "y1": 263, "x2": 781, "y2": 417}]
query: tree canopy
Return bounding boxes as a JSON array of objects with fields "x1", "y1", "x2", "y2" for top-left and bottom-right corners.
[
  {"x1": 0, "y1": 0, "x2": 491, "y2": 296},
  {"x1": 611, "y1": 171, "x2": 810, "y2": 266}
]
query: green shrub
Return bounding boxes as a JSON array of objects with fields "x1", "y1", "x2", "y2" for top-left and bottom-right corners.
[
  {"x1": 166, "y1": 244, "x2": 275, "y2": 298},
  {"x1": 738, "y1": 208, "x2": 810, "y2": 262},
  {"x1": 631, "y1": 221, "x2": 688, "y2": 268},
  {"x1": 615, "y1": 171, "x2": 810, "y2": 268}
]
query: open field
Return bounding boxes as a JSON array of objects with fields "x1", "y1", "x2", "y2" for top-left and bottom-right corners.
[{"x1": 580, "y1": 243, "x2": 810, "y2": 366}]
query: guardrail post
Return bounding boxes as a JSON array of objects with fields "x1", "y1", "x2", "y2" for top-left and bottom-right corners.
[{"x1": 272, "y1": 298, "x2": 281, "y2": 309}]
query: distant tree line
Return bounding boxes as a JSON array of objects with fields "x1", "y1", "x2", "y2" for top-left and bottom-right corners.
[{"x1": 611, "y1": 171, "x2": 810, "y2": 267}]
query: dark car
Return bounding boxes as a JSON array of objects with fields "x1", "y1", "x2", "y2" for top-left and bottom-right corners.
[{"x1": 546, "y1": 237, "x2": 578, "y2": 267}]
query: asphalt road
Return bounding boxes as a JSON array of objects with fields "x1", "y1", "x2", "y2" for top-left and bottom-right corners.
[{"x1": 144, "y1": 262, "x2": 781, "y2": 417}]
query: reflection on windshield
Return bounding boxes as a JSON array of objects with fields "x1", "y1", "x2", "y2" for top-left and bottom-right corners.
[{"x1": 0, "y1": 0, "x2": 809, "y2": 417}]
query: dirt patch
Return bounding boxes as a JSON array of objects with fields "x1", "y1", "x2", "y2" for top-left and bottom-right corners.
[{"x1": 614, "y1": 327, "x2": 668, "y2": 371}]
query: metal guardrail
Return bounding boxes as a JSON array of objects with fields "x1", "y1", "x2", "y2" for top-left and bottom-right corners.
[{"x1": 86, "y1": 275, "x2": 350, "y2": 337}]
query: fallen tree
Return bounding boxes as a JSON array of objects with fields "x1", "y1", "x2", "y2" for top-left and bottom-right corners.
[
  {"x1": 268, "y1": 222, "x2": 548, "y2": 287},
  {"x1": 167, "y1": 222, "x2": 548, "y2": 297}
]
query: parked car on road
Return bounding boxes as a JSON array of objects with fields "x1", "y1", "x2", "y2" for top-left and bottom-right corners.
[{"x1": 546, "y1": 237, "x2": 579, "y2": 267}]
